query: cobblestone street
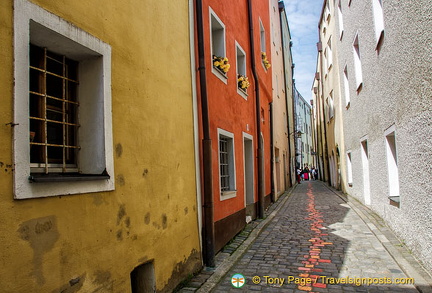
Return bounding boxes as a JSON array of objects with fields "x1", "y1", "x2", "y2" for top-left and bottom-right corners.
[{"x1": 188, "y1": 181, "x2": 432, "y2": 293}]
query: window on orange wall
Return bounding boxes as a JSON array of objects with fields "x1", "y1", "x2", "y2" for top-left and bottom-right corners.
[{"x1": 218, "y1": 128, "x2": 237, "y2": 200}]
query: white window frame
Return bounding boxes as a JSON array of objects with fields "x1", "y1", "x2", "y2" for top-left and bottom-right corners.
[
  {"x1": 236, "y1": 42, "x2": 248, "y2": 99},
  {"x1": 372, "y1": 0, "x2": 385, "y2": 49},
  {"x1": 327, "y1": 36, "x2": 333, "y2": 70},
  {"x1": 353, "y1": 33, "x2": 363, "y2": 91},
  {"x1": 260, "y1": 19, "x2": 266, "y2": 53},
  {"x1": 13, "y1": 0, "x2": 114, "y2": 199},
  {"x1": 360, "y1": 136, "x2": 371, "y2": 205},
  {"x1": 343, "y1": 64, "x2": 350, "y2": 107},
  {"x1": 384, "y1": 125, "x2": 400, "y2": 200},
  {"x1": 346, "y1": 151, "x2": 353, "y2": 186},
  {"x1": 259, "y1": 19, "x2": 268, "y2": 71},
  {"x1": 338, "y1": 0, "x2": 344, "y2": 39},
  {"x1": 218, "y1": 129, "x2": 236, "y2": 200},
  {"x1": 325, "y1": 0, "x2": 331, "y2": 23},
  {"x1": 209, "y1": 7, "x2": 227, "y2": 84}
]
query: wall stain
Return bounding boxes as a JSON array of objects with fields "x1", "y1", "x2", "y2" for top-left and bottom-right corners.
[
  {"x1": 116, "y1": 174, "x2": 125, "y2": 186},
  {"x1": 184, "y1": 207, "x2": 188, "y2": 215},
  {"x1": 117, "y1": 205, "x2": 126, "y2": 225},
  {"x1": 144, "y1": 212, "x2": 151, "y2": 225},
  {"x1": 165, "y1": 249, "x2": 202, "y2": 293},
  {"x1": 142, "y1": 168, "x2": 149, "y2": 177},
  {"x1": 115, "y1": 143, "x2": 123, "y2": 158},
  {"x1": 116, "y1": 205, "x2": 131, "y2": 241},
  {"x1": 162, "y1": 214, "x2": 168, "y2": 229},
  {"x1": 91, "y1": 194, "x2": 106, "y2": 206},
  {"x1": 52, "y1": 273, "x2": 86, "y2": 293},
  {"x1": 93, "y1": 270, "x2": 111, "y2": 286},
  {"x1": 116, "y1": 230, "x2": 123, "y2": 241},
  {"x1": 152, "y1": 222, "x2": 161, "y2": 229},
  {"x1": 125, "y1": 217, "x2": 131, "y2": 228},
  {"x1": 92, "y1": 270, "x2": 114, "y2": 292},
  {"x1": 18, "y1": 216, "x2": 60, "y2": 285}
]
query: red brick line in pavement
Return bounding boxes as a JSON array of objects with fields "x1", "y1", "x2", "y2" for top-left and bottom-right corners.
[{"x1": 297, "y1": 184, "x2": 333, "y2": 292}]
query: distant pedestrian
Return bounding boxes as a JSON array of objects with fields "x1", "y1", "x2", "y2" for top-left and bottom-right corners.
[
  {"x1": 311, "y1": 167, "x2": 316, "y2": 180},
  {"x1": 296, "y1": 168, "x2": 302, "y2": 184},
  {"x1": 303, "y1": 166, "x2": 310, "y2": 180}
]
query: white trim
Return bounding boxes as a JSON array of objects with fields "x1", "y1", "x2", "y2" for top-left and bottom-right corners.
[
  {"x1": 338, "y1": 0, "x2": 344, "y2": 39},
  {"x1": 384, "y1": 125, "x2": 400, "y2": 199},
  {"x1": 242, "y1": 132, "x2": 254, "y2": 208},
  {"x1": 13, "y1": 0, "x2": 114, "y2": 199},
  {"x1": 346, "y1": 150, "x2": 353, "y2": 185},
  {"x1": 360, "y1": 137, "x2": 371, "y2": 205},
  {"x1": 218, "y1": 128, "x2": 237, "y2": 200},
  {"x1": 343, "y1": 64, "x2": 350, "y2": 107},
  {"x1": 235, "y1": 41, "x2": 248, "y2": 100},
  {"x1": 372, "y1": 0, "x2": 385, "y2": 47},
  {"x1": 384, "y1": 124, "x2": 396, "y2": 137},
  {"x1": 209, "y1": 7, "x2": 228, "y2": 84},
  {"x1": 353, "y1": 33, "x2": 363, "y2": 90}
]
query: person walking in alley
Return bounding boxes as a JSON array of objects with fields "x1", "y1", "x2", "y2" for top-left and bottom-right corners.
[
  {"x1": 296, "y1": 168, "x2": 302, "y2": 184},
  {"x1": 311, "y1": 166, "x2": 316, "y2": 180},
  {"x1": 303, "y1": 166, "x2": 310, "y2": 180}
]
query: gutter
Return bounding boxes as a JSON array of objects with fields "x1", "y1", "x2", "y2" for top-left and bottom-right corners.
[
  {"x1": 196, "y1": 0, "x2": 215, "y2": 267},
  {"x1": 270, "y1": 102, "x2": 275, "y2": 202},
  {"x1": 247, "y1": 0, "x2": 265, "y2": 219}
]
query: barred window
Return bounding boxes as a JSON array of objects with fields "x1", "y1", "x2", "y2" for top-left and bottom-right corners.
[
  {"x1": 218, "y1": 130, "x2": 236, "y2": 197},
  {"x1": 219, "y1": 136, "x2": 230, "y2": 191},
  {"x1": 30, "y1": 44, "x2": 80, "y2": 173}
]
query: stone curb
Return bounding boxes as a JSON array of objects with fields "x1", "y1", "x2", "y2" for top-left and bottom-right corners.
[
  {"x1": 196, "y1": 186, "x2": 297, "y2": 293},
  {"x1": 322, "y1": 182, "x2": 432, "y2": 293}
]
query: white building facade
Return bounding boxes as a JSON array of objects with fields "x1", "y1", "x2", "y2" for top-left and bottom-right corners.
[
  {"x1": 318, "y1": 0, "x2": 432, "y2": 272},
  {"x1": 294, "y1": 88, "x2": 313, "y2": 170}
]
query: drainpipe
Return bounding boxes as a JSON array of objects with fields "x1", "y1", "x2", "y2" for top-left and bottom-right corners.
[
  {"x1": 270, "y1": 102, "x2": 275, "y2": 202},
  {"x1": 278, "y1": 1, "x2": 293, "y2": 187},
  {"x1": 196, "y1": 0, "x2": 215, "y2": 267},
  {"x1": 248, "y1": 0, "x2": 265, "y2": 219}
]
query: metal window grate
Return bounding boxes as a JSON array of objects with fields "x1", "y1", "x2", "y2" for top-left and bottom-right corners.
[
  {"x1": 29, "y1": 45, "x2": 80, "y2": 173},
  {"x1": 219, "y1": 136, "x2": 230, "y2": 191}
]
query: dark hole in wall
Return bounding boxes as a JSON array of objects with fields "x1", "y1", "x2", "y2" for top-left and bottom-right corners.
[{"x1": 130, "y1": 261, "x2": 156, "y2": 293}]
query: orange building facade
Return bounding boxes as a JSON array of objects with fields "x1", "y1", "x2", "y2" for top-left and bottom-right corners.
[{"x1": 195, "y1": 0, "x2": 273, "y2": 256}]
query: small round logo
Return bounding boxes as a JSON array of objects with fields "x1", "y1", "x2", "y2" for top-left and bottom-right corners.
[{"x1": 231, "y1": 273, "x2": 245, "y2": 288}]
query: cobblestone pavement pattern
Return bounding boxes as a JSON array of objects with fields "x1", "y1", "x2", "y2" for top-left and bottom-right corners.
[{"x1": 212, "y1": 181, "x2": 419, "y2": 292}]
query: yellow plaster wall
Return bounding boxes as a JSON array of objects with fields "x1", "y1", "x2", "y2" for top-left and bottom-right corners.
[{"x1": 0, "y1": 0, "x2": 201, "y2": 292}]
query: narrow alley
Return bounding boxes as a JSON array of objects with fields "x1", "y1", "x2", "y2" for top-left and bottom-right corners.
[{"x1": 189, "y1": 181, "x2": 431, "y2": 293}]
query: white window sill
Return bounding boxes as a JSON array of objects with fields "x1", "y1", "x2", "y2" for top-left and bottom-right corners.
[
  {"x1": 212, "y1": 66, "x2": 228, "y2": 84},
  {"x1": 237, "y1": 87, "x2": 248, "y2": 100},
  {"x1": 221, "y1": 190, "x2": 237, "y2": 200}
]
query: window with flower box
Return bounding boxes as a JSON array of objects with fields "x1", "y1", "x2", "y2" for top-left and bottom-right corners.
[
  {"x1": 236, "y1": 42, "x2": 249, "y2": 98},
  {"x1": 210, "y1": 8, "x2": 228, "y2": 82}
]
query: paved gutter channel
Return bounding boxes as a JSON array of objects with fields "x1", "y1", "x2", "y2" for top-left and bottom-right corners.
[{"x1": 176, "y1": 187, "x2": 296, "y2": 293}]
